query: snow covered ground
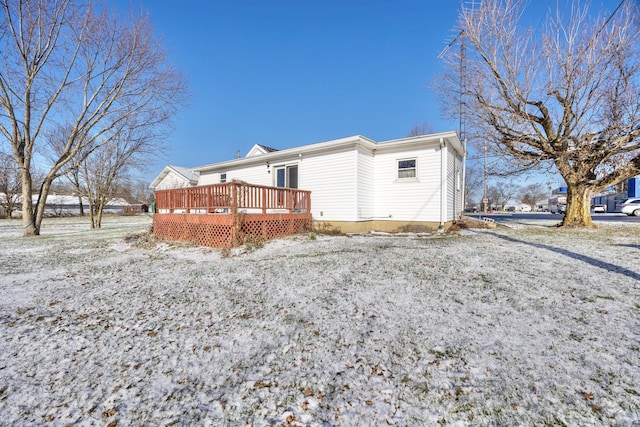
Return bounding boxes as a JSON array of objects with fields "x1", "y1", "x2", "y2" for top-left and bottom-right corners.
[{"x1": 0, "y1": 215, "x2": 638, "y2": 426}]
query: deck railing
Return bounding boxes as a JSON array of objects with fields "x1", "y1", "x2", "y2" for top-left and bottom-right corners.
[{"x1": 154, "y1": 182, "x2": 311, "y2": 215}]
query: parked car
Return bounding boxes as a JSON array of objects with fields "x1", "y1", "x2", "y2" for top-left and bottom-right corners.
[
  {"x1": 591, "y1": 204, "x2": 607, "y2": 213},
  {"x1": 620, "y1": 198, "x2": 640, "y2": 216}
]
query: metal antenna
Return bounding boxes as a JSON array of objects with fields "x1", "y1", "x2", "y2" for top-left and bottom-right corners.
[
  {"x1": 438, "y1": 0, "x2": 482, "y2": 210},
  {"x1": 438, "y1": 30, "x2": 464, "y2": 59}
]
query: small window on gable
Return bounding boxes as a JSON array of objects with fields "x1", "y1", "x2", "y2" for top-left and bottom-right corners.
[
  {"x1": 397, "y1": 158, "x2": 417, "y2": 179},
  {"x1": 220, "y1": 173, "x2": 227, "y2": 183}
]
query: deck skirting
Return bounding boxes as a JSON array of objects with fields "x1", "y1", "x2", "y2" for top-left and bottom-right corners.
[{"x1": 153, "y1": 212, "x2": 312, "y2": 248}]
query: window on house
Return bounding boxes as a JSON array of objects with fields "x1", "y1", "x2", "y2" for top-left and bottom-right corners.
[
  {"x1": 220, "y1": 173, "x2": 227, "y2": 183},
  {"x1": 397, "y1": 159, "x2": 417, "y2": 179}
]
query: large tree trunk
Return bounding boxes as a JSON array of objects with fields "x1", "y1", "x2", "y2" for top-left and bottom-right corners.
[{"x1": 561, "y1": 183, "x2": 595, "y2": 228}]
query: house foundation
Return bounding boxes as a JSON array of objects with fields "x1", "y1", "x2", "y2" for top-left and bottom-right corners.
[{"x1": 313, "y1": 220, "x2": 453, "y2": 234}]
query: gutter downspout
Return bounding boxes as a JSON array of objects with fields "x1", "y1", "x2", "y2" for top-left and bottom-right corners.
[
  {"x1": 439, "y1": 137, "x2": 446, "y2": 230},
  {"x1": 354, "y1": 146, "x2": 359, "y2": 221},
  {"x1": 461, "y1": 137, "x2": 467, "y2": 218}
]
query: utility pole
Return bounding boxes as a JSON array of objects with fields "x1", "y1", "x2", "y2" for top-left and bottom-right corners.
[{"x1": 483, "y1": 139, "x2": 488, "y2": 213}]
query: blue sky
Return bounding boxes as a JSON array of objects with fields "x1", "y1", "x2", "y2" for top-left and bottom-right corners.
[
  {"x1": 116, "y1": 0, "x2": 461, "y2": 179},
  {"x1": 114, "y1": 0, "x2": 617, "y2": 186}
]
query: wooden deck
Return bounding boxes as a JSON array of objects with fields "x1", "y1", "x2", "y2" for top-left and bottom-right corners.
[{"x1": 153, "y1": 182, "x2": 312, "y2": 247}]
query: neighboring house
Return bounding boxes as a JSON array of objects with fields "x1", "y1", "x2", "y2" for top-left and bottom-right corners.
[
  {"x1": 150, "y1": 165, "x2": 199, "y2": 190},
  {"x1": 1, "y1": 193, "x2": 133, "y2": 217},
  {"x1": 513, "y1": 203, "x2": 532, "y2": 212},
  {"x1": 151, "y1": 131, "x2": 465, "y2": 232},
  {"x1": 42, "y1": 195, "x2": 131, "y2": 216}
]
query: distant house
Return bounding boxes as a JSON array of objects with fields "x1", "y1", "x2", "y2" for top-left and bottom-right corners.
[
  {"x1": 151, "y1": 131, "x2": 465, "y2": 232},
  {"x1": 0, "y1": 193, "x2": 133, "y2": 217},
  {"x1": 514, "y1": 203, "x2": 532, "y2": 212}
]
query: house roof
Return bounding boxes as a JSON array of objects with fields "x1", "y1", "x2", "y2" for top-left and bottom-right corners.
[
  {"x1": 257, "y1": 144, "x2": 279, "y2": 153},
  {"x1": 245, "y1": 144, "x2": 280, "y2": 157},
  {"x1": 149, "y1": 165, "x2": 199, "y2": 189},
  {"x1": 192, "y1": 131, "x2": 463, "y2": 173}
]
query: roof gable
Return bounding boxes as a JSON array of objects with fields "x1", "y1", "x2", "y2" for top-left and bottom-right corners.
[
  {"x1": 150, "y1": 165, "x2": 199, "y2": 189},
  {"x1": 170, "y1": 165, "x2": 199, "y2": 182},
  {"x1": 246, "y1": 144, "x2": 279, "y2": 157}
]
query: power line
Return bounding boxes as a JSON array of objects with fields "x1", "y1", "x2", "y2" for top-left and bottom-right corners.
[{"x1": 595, "y1": 0, "x2": 626, "y2": 41}]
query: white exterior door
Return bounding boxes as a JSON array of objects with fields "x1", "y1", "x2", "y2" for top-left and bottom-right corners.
[{"x1": 275, "y1": 165, "x2": 298, "y2": 188}]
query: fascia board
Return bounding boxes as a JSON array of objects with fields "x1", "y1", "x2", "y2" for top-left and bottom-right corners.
[
  {"x1": 193, "y1": 135, "x2": 376, "y2": 173},
  {"x1": 373, "y1": 131, "x2": 463, "y2": 155}
]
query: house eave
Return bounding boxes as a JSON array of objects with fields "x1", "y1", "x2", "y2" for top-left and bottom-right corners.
[
  {"x1": 189, "y1": 131, "x2": 462, "y2": 175},
  {"x1": 193, "y1": 135, "x2": 377, "y2": 173},
  {"x1": 374, "y1": 131, "x2": 463, "y2": 156}
]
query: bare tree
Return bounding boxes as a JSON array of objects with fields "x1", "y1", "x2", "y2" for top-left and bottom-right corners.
[
  {"x1": 407, "y1": 121, "x2": 435, "y2": 137},
  {"x1": 464, "y1": 165, "x2": 483, "y2": 207},
  {"x1": 437, "y1": 0, "x2": 640, "y2": 227},
  {"x1": 119, "y1": 179, "x2": 154, "y2": 205},
  {"x1": 0, "y1": 0, "x2": 187, "y2": 236},
  {"x1": 487, "y1": 180, "x2": 520, "y2": 211},
  {"x1": 0, "y1": 151, "x2": 21, "y2": 217},
  {"x1": 80, "y1": 124, "x2": 156, "y2": 228},
  {"x1": 519, "y1": 183, "x2": 547, "y2": 208},
  {"x1": 45, "y1": 123, "x2": 91, "y2": 216}
]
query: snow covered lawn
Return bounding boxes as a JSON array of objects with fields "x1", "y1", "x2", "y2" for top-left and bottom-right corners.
[{"x1": 0, "y1": 216, "x2": 638, "y2": 426}]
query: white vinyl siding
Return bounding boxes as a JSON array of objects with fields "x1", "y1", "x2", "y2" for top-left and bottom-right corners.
[
  {"x1": 373, "y1": 144, "x2": 441, "y2": 221},
  {"x1": 199, "y1": 148, "x2": 359, "y2": 221},
  {"x1": 356, "y1": 147, "x2": 374, "y2": 219},
  {"x1": 447, "y1": 148, "x2": 463, "y2": 220},
  {"x1": 199, "y1": 163, "x2": 272, "y2": 186},
  {"x1": 155, "y1": 170, "x2": 193, "y2": 190},
  {"x1": 300, "y1": 147, "x2": 357, "y2": 221}
]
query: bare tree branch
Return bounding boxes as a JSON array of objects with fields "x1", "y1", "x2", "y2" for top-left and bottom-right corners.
[
  {"x1": 0, "y1": 0, "x2": 188, "y2": 235},
  {"x1": 436, "y1": 0, "x2": 640, "y2": 227}
]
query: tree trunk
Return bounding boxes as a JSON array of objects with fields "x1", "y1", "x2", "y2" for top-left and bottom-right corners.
[
  {"x1": 6, "y1": 200, "x2": 13, "y2": 219},
  {"x1": 561, "y1": 183, "x2": 595, "y2": 228},
  {"x1": 88, "y1": 202, "x2": 96, "y2": 229},
  {"x1": 96, "y1": 199, "x2": 105, "y2": 228},
  {"x1": 21, "y1": 168, "x2": 38, "y2": 236}
]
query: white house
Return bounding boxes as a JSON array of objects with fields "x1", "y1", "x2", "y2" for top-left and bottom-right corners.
[
  {"x1": 150, "y1": 165, "x2": 199, "y2": 190},
  {"x1": 151, "y1": 131, "x2": 465, "y2": 232}
]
